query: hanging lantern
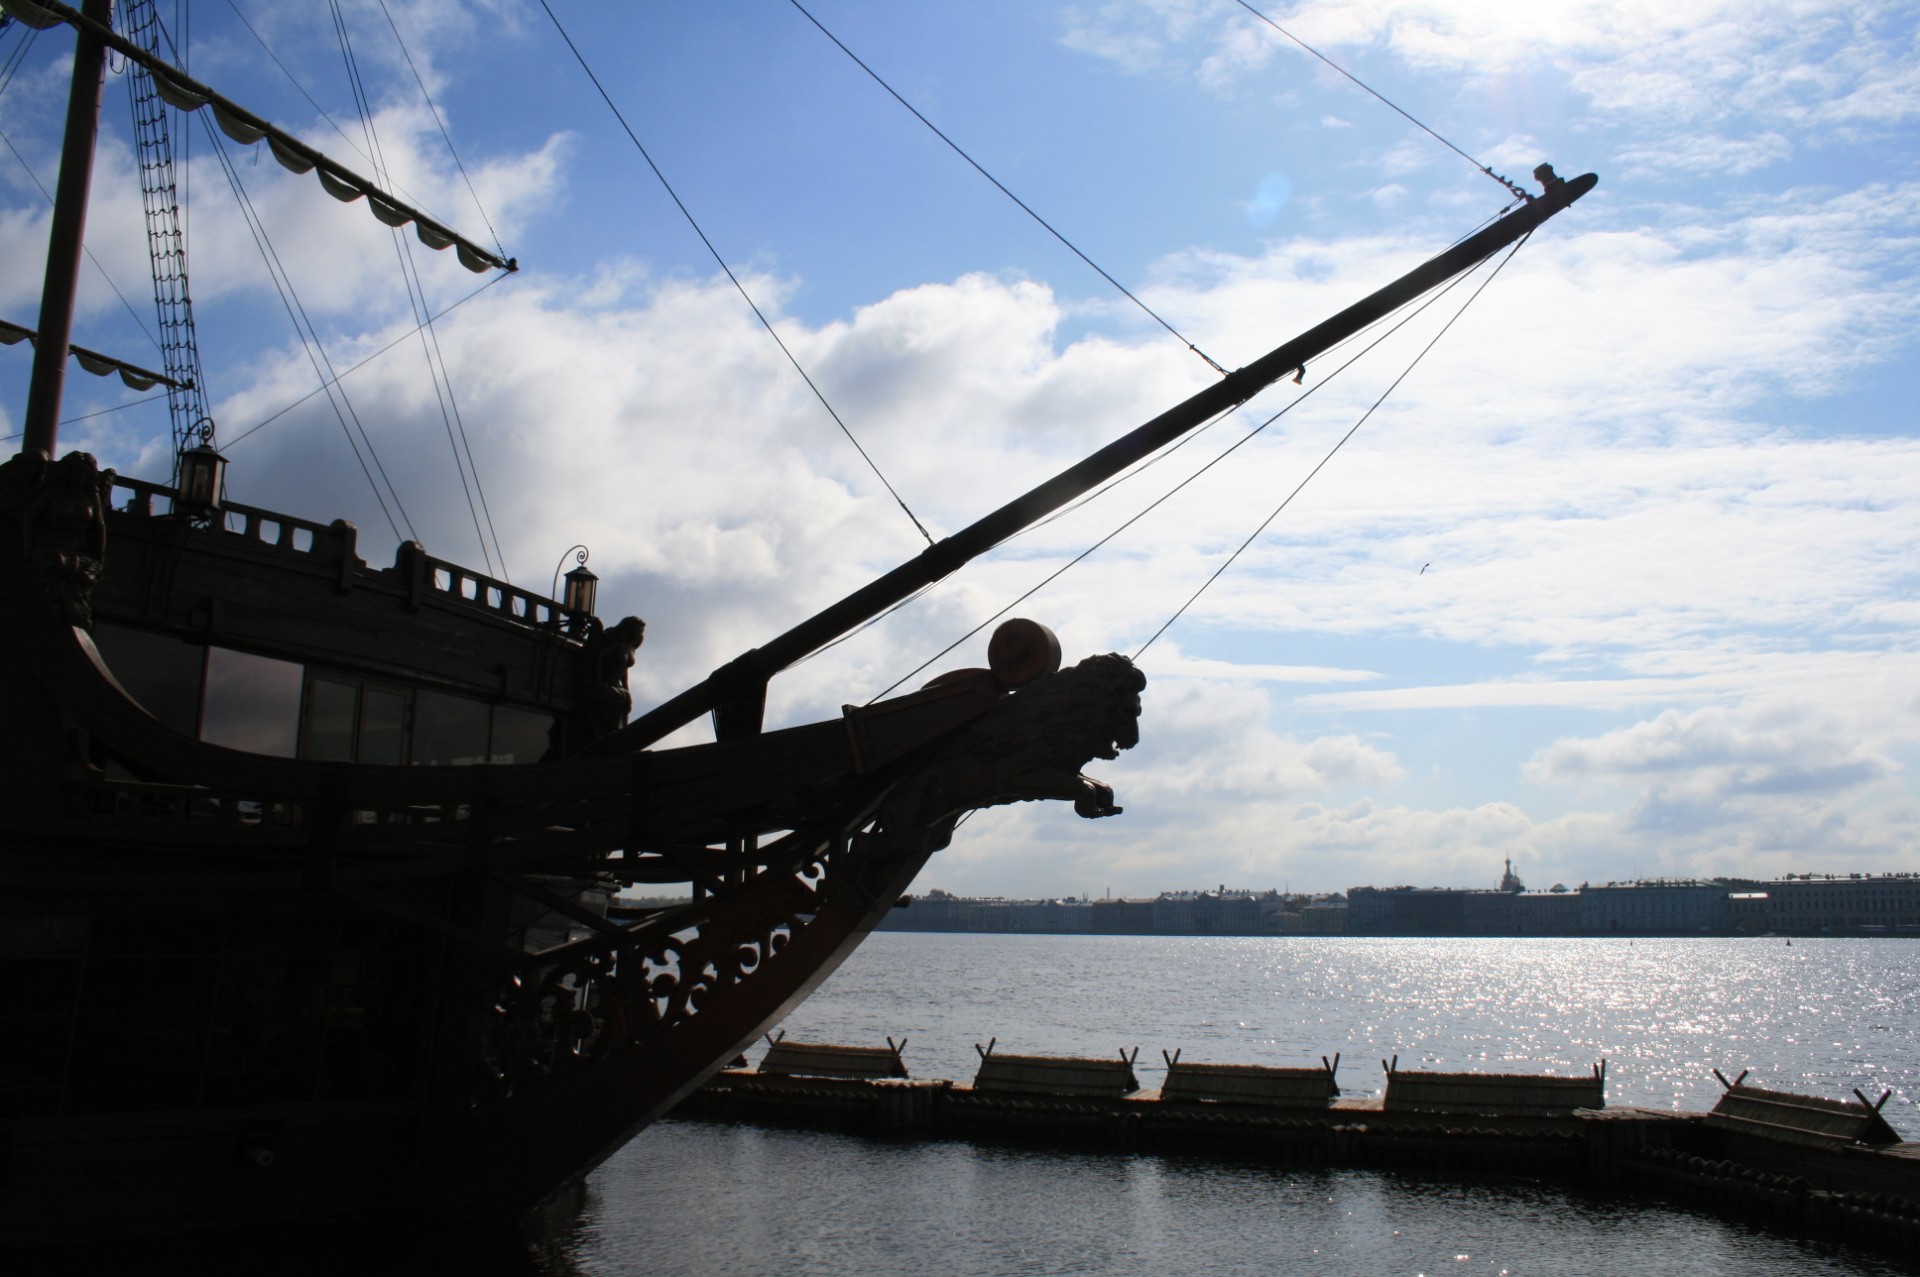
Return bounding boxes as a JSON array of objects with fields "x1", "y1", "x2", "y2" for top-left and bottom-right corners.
[
  {"x1": 563, "y1": 555, "x2": 599, "y2": 633},
  {"x1": 176, "y1": 420, "x2": 226, "y2": 517}
]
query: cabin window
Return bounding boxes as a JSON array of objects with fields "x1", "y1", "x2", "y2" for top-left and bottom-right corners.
[
  {"x1": 300, "y1": 675, "x2": 414, "y2": 764},
  {"x1": 294, "y1": 675, "x2": 547, "y2": 765},
  {"x1": 85, "y1": 630, "x2": 552, "y2": 765},
  {"x1": 302, "y1": 676, "x2": 361, "y2": 762},
  {"x1": 490, "y1": 704, "x2": 555, "y2": 764},
  {"x1": 413, "y1": 690, "x2": 490, "y2": 765},
  {"x1": 358, "y1": 687, "x2": 410, "y2": 765},
  {"x1": 201, "y1": 647, "x2": 302, "y2": 756}
]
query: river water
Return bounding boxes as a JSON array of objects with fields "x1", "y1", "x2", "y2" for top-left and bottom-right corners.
[{"x1": 543, "y1": 935, "x2": 1919, "y2": 1276}]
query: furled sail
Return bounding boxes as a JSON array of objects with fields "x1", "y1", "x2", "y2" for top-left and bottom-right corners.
[
  {"x1": 0, "y1": 318, "x2": 177, "y2": 391},
  {"x1": 0, "y1": 0, "x2": 515, "y2": 275}
]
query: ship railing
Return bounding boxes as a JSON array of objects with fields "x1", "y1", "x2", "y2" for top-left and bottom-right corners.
[
  {"x1": 80, "y1": 776, "x2": 309, "y2": 837},
  {"x1": 111, "y1": 473, "x2": 353, "y2": 562},
  {"x1": 74, "y1": 761, "x2": 641, "y2": 856},
  {"x1": 109, "y1": 474, "x2": 586, "y2": 640},
  {"x1": 406, "y1": 544, "x2": 577, "y2": 634}
]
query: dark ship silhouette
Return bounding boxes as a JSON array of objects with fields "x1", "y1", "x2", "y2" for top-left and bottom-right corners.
[{"x1": 0, "y1": 0, "x2": 1594, "y2": 1244}]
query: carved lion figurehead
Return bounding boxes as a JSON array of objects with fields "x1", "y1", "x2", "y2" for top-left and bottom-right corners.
[
  {"x1": 852, "y1": 652, "x2": 1148, "y2": 869},
  {"x1": 971, "y1": 651, "x2": 1145, "y2": 771}
]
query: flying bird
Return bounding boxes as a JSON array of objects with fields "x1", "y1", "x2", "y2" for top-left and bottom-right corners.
[{"x1": 1419, "y1": 563, "x2": 1430, "y2": 574}]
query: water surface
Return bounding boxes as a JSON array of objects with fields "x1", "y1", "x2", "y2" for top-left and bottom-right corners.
[{"x1": 555, "y1": 935, "x2": 1919, "y2": 1276}]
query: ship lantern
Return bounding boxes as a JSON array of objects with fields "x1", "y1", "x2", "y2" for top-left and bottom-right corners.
[
  {"x1": 176, "y1": 422, "x2": 226, "y2": 517},
  {"x1": 563, "y1": 555, "x2": 599, "y2": 633}
]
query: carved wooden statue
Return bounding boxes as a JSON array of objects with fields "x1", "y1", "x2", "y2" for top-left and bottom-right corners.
[
  {"x1": 0, "y1": 449, "x2": 112, "y2": 628},
  {"x1": 583, "y1": 615, "x2": 646, "y2": 738}
]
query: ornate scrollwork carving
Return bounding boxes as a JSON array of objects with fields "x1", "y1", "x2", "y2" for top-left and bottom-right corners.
[
  {"x1": 477, "y1": 650, "x2": 1145, "y2": 1104},
  {"x1": 478, "y1": 844, "x2": 831, "y2": 1102}
]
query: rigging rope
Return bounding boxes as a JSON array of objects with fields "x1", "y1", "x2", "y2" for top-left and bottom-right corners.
[
  {"x1": 125, "y1": 0, "x2": 214, "y2": 462},
  {"x1": 421, "y1": 286, "x2": 510, "y2": 580},
  {"x1": 1133, "y1": 233, "x2": 1530, "y2": 659},
  {"x1": 536, "y1": 0, "x2": 937, "y2": 549},
  {"x1": 1, "y1": 390, "x2": 168, "y2": 441},
  {"x1": 0, "y1": 18, "x2": 170, "y2": 362},
  {"x1": 201, "y1": 114, "x2": 415, "y2": 543},
  {"x1": 327, "y1": 0, "x2": 504, "y2": 577},
  {"x1": 0, "y1": 15, "x2": 39, "y2": 97},
  {"x1": 220, "y1": 273, "x2": 507, "y2": 449},
  {"x1": 1021, "y1": 274, "x2": 1475, "y2": 543},
  {"x1": 866, "y1": 242, "x2": 1512, "y2": 701},
  {"x1": 0, "y1": 121, "x2": 166, "y2": 355},
  {"x1": 220, "y1": 0, "x2": 470, "y2": 240},
  {"x1": 1228, "y1": 0, "x2": 1533, "y2": 204},
  {"x1": 373, "y1": 0, "x2": 507, "y2": 260},
  {"x1": 124, "y1": 3, "x2": 411, "y2": 540},
  {"x1": 787, "y1": 0, "x2": 1227, "y2": 377}
]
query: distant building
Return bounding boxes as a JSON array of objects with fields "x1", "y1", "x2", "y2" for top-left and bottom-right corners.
[
  {"x1": 1346, "y1": 887, "x2": 1398, "y2": 935},
  {"x1": 1294, "y1": 897, "x2": 1349, "y2": 934},
  {"x1": 1152, "y1": 887, "x2": 1275, "y2": 935},
  {"x1": 1459, "y1": 889, "x2": 1513, "y2": 935},
  {"x1": 1088, "y1": 896, "x2": 1155, "y2": 934},
  {"x1": 1763, "y1": 874, "x2": 1920, "y2": 933},
  {"x1": 1578, "y1": 880, "x2": 1727, "y2": 934},
  {"x1": 1513, "y1": 890, "x2": 1579, "y2": 935}
]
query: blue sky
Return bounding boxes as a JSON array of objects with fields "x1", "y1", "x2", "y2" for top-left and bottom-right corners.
[{"x1": 4, "y1": 0, "x2": 1919, "y2": 897}]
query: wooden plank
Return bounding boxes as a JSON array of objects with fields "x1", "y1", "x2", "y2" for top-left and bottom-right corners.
[
  {"x1": 1160, "y1": 1056, "x2": 1337, "y2": 1109},
  {"x1": 1383, "y1": 1065, "x2": 1604, "y2": 1116},
  {"x1": 972, "y1": 1046, "x2": 1138, "y2": 1098},
  {"x1": 1704, "y1": 1082, "x2": 1901, "y2": 1148},
  {"x1": 757, "y1": 1039, "x2": 908, "y2": 1080}
]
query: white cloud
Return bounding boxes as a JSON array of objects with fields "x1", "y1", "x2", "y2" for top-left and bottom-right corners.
[
  {"x1": 1528, "y1": 705, "x2": 1900, "y2": 796},
  {"x1": 1063, "y1": 0, "x2": 1920, "y2": 183},
  {"x1": 12, "y1": 1, "x2": 1920, "y2": 899}
]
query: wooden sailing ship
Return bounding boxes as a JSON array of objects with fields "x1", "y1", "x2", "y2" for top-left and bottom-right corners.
[{"x1": 0, "y1": 0, "x2": 1595, "y2": 1245}]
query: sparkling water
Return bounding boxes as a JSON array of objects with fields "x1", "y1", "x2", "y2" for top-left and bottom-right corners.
[{"x1": 551, "y1": 935, "x2": 1919, "y2": 1276}]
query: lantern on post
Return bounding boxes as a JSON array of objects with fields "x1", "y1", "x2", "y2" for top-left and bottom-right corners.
[
  {"x1": 552, "y1": 545, "x2": 598, "y2": 637},
  {"x1": 176, "y1": 419, "x2": 226, "y2": 519}
]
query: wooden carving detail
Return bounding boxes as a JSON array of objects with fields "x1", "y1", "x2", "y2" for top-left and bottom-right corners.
[
  {"x1": 479, "y1": 836, "x2": 833, "y2": 1101},
  {"x1": 582, "y1": 616, "x2": 646, "y2": 739},
  {"x1": 0, "y1": 449, "x2": 112, "y2": 628},
  {"x1": 477, "y1": 650, "x2": 1145, "y2": 1102},
  {"x1": 855, "y1": 652, "x2": 1146, "y2": 860}
]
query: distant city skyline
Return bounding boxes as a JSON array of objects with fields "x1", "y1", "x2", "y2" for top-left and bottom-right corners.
[
  {"x1": 886, "y1": 872, "x2": 1920, "y2": 938},
  {"x1": 915, "y1": 864, "x2": 1920, "y2": 901}
]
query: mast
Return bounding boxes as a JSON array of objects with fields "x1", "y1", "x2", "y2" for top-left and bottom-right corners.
[
  {"x1": 18, "y1": 0, "x2": 115, "y2": 460},
  {"x1": 597, "y1": 171, "x2": 1599, "y2": 754}
]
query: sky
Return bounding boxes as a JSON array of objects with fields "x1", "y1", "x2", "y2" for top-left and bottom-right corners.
[{"x1": 4, "y1": 0, "x2": 1919, "y2": 899}]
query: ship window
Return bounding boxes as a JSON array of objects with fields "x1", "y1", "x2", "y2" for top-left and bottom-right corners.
[
  {"x1": 413, "y1": 690, "x2": 490, "y2": 765},
  {"x1": 202, "y1": 647, "x2": 303, "y2": 756},
  {"x1": 303, "y1": 676, "x2": 360, "y2": 762},
  {"x1": 296, "y1": 674, "x2": 548, "y2": 766},
  {"x1": 490, "y1": 704, "x2": 555, "y2": 764},
  {"x1": 358, "y1": 687, "x2": 410, "y2": 766},
  {"x1": 89, "y1": 623, "x2": 204, "y2": 736},
  {"x1": 301, "y1": 676, "x2": 415, "y2": 764}
]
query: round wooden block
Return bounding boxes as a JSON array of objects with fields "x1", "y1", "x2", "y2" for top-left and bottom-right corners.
[{"x1": 987, "y1": 618, "x2": 1061, "y2": 687}]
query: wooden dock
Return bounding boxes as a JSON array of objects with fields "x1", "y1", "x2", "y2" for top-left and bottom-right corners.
[{"x1": 675, "y1": 1042, "x2": 1920, "y2": 1259}]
